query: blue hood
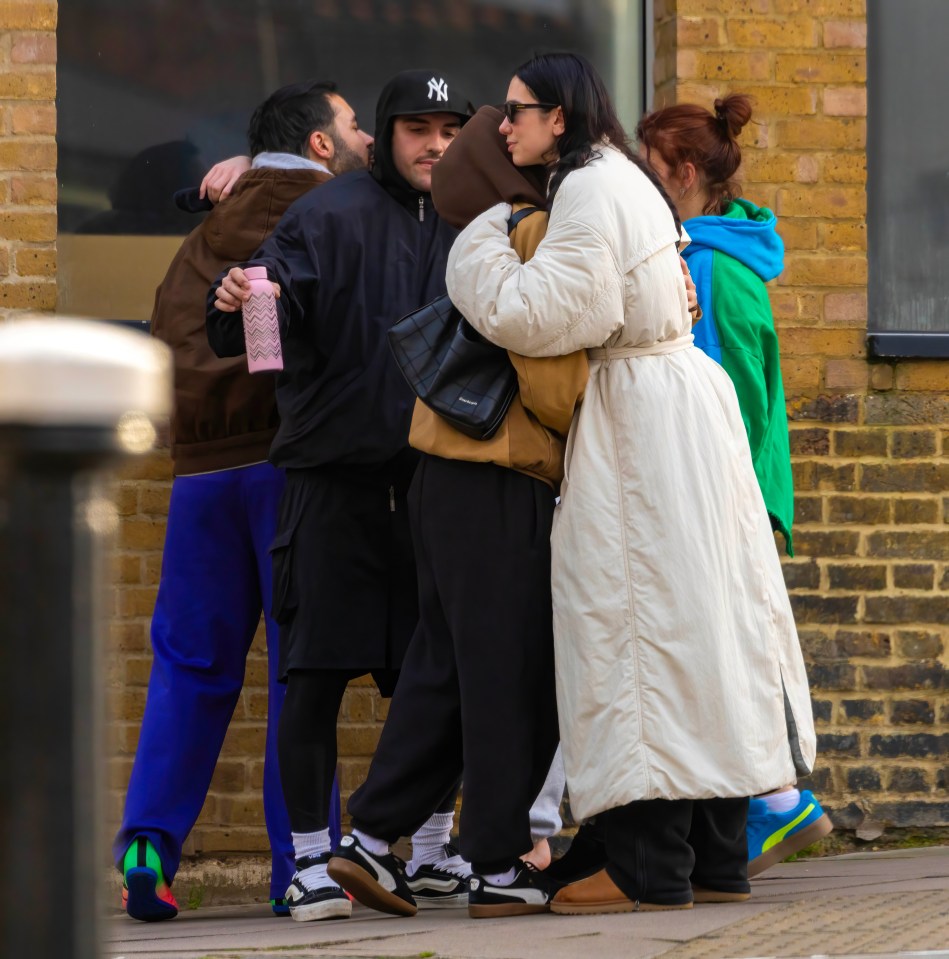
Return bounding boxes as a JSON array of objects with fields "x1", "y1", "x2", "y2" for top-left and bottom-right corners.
[{"x1": 683, "y1": 198, "x2": 784, "y2": 282}]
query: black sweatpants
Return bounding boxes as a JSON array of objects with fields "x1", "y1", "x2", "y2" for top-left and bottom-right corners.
[
  {"x1": 601, "y1": 797, "x2": 749, "y2": 904},
  {"x1": 348, "y1": 455, "x2": 560, "y2": 874}
]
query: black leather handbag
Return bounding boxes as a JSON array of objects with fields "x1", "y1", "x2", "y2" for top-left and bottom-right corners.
[{"x1": 387, "y1": 207, "x2": 542, "y2": 440}]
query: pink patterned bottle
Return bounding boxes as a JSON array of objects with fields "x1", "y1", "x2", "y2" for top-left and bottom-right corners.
[{"x1": 242, "y1": 266, "x2": 284, "y2": 373}]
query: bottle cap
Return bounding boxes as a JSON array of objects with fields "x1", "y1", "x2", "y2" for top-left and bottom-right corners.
[{"x1": 244, "y1": 266, "x2": 268, "y2": 281}]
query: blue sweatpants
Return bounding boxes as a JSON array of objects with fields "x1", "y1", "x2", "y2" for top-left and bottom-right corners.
[{"x1": 113, "y1": 462, "x2": 341, "y2": 900}]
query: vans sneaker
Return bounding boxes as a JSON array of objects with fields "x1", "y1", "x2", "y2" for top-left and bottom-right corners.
[
  {"x1": 328, "y1": 834, "x2": 417, "y2": 917},
  {"x1": 748, "y1": 789, "x2": 833, "y2": 877},
  {"x1": 468, "y1": 862, "x2": 561, "y2": 918},
  {"x1": 407, "y1": 843, "x2": 471, "y2": 908},
  {"x1": 121, "y1": 837, "x2": 178, "y2": 922},
  {"x1": 285, "y1": 853, "x2": 352, "y2": 922}
]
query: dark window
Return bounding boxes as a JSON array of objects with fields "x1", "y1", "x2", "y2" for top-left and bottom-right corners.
[{"x1": 867, "y1": 0, "x2": 949, "y2": 357}]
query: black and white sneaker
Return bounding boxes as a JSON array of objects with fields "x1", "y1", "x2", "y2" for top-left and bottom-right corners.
[
  {"x1": 468, "y1": 862, "x2": 562, "y2": 919},
  {"x1": 407, "y1": 843, "x2": 471, "y2": 908},
  {"x1": 328, "y1": 835, "x2": 418, "y2": 917},
  {"x1": 285, "y1": 854, "x2": 352, "y2": 922}
]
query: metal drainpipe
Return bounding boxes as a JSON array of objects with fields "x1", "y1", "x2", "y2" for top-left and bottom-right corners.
[{"x1": 0, "y1": 317, "x2": 171, "y2": 959}]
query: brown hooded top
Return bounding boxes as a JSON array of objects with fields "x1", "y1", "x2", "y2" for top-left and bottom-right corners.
[
  {"x1": 411, "y1": 106, "x2": 588, "y2": 489},
  {"x1": 432, "y1": 105, "x2": 546, "y2": 228}
]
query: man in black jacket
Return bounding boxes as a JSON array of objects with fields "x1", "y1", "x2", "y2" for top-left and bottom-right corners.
[{"x1": 208, "y1": 70, "x2": 473, "y2": 922}]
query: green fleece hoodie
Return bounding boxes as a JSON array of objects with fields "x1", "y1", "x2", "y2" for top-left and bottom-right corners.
[{"x1": 682, "y1": 198, "x2": 794, "y2": 554}]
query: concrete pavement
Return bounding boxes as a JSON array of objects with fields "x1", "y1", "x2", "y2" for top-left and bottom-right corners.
[{"x1": 104, "y1": 846, "x2": 949, "y2": 959}]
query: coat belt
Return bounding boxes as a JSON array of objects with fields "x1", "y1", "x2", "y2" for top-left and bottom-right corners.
[{"x1": 588, "y1": 334, "x2": 694, "y2": 362}]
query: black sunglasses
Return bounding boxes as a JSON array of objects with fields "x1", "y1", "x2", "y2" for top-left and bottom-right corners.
[{"x1": 498, "y1": 101, "x2": 559, "y2": 123}]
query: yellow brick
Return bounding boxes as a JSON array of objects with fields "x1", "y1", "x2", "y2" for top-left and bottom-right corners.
[
  {"x1": 11, "y1": 102, "x2": 55, "y2": 134},
  {"x1": 140, "y1": 485, "x2": 171, "y2": 516},
  {"x1": 740, "y1": 152, "x2": 800, "y2": 183},
  {"x1": 821, "y1": 154, "x2": 866, "y2": 184},
  {"x1": 678, "y1": 0, "x2": 769, "y2": 13},
  {"x1": 0, "y1": 140, "x2": 57, "y2": 171},
  {"x1": 0, "y1": 72, "x2": 56, "y2": 100},
  {"x1": 824, "y1": 292, "x2": 867, "y2": 326},
  {"x1": 822, "y1": 19, "x2": 867, "y2": 47},
  {"x1": 780, "y1": 326, "x2": 865, "y2": 357},
  {"x1": 678, "y1": 16, "x2": 722, "y2": 46},
  {"x1": 0, "y1": 211, "x2": 55, "y2": 242},
  {"x1": 115, "y1": 586, "x2": 157, "y2": 618},
  {"x1": 113, "y1": 553, "x2": 142, "y2": 585},
  {"x1": 11, "y1": 32, "x2": 57, "y2": 64},
  {"x1": 124, "y1": 656, "x2": 153, "y2": 686},
  {"x1": 895, "y1": 362, "x2": 949, "y2": 392},
  {"x1": 109, "y1": 620, "x2": 149, "y2": 652},
  {"x1": 13, "y1": 247, "x2": 55, "y2": 275},
  {"x1": 118, "y1": 452, "x2": 173, "y2": 481},
  {"x1": 113, "y1": 483, "x2": 140, "y2": 516},
  {"x1": 777, "y1": 218, "x2": 819, "y2": 251},
  {"x1": 782, "y1": 356, "x2": 822, "y2": 392},
  {"x1": 777, "y1": 117, "x2": 866, "y2": 149},
  {"x1": 0, "y1": 3, "x2": 57, "y2": 29},
  {"x1": 143, "y1": 552, "x2": 163, "y2": 586},
  {"x1": 781, "y1": 254, "x2": 867, "y2": 287},
  {"x1": 11, "y1": 173, "x2": 56, "y2": 206},
  {"x1": 221, "y1": 725, "x2": 266, "y2": 755},
  {"x1": 0, "y1": 246, "x2": 9, "y2": 278},
  {"x1": 676, "y1": 50, "x2": 771, "y2": 81},
  {"x1": 0, "y1": 278, "x2": 55, "y2": 309},
  {"x1": 741, "y1": 85, "x2": 818, "y2": 115},
  {"x1": 825, "y1": 359, "x2": 868, "y2": 390},
  {"x1": 118, "y1": 518, "x2": 167, "y2": 551},
  {"x1": 824, "y1": 86, "x2": 866, "y2": 117},
  {"x1": 775, "y1": 53, "x2": 866, "y2": 83},
  {"x1": 773, "y1": 0, "x2": 866, "y2": 14},
  {"x1": 777, "y1": 186, "x2": 865, "y2": 218},
  {"x1": 673, "y1": 81, "x2": 723, "y2": 107},
  {"x1": 728, "y1": 18, "x2": 819, "y2": 49},
  {"x1": 869, "y1": 364, "x2": 894, "y2": 391},
  {"x1": 820, "y1": 222, "x2": 867, "y2": 251}
]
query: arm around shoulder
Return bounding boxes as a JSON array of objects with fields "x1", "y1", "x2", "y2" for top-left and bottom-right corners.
[{"x1": 447, "y1": 198, "x2": 624, "y2": 357}]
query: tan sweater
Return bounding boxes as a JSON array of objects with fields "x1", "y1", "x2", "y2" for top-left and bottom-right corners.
[{"x1": 409, "y1": 204, "x2": 588, "y2": 489}]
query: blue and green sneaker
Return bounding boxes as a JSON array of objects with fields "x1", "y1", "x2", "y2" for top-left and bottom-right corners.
[
  {"x1": 271, "y1": 897, "x2": 291, "y2": 917},
  {"x1": 747, "y1": 790, "x2": 833, "y2": 877},
  {"x1": 122, "y1": 836, "x2": 179, "y2": 922}
]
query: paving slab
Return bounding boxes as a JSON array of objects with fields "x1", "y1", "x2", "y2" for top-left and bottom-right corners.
[{"x1": 104, "y1": 847, "x2": 949, "y2": 959}]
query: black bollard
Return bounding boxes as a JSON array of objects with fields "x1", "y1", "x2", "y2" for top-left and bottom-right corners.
[{"x1": 0, "y1": 318, "x2": 170, "y2": 959}]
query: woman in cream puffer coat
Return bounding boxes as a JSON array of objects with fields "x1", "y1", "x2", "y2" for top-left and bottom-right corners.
[{"x1": 447, "y1": 52, "x2": 816, "y2": 916}]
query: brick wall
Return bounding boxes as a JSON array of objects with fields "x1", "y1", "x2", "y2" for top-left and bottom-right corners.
[
  {"x1": 661, "y1": 0, "x2": 947, "y2": 834},
  {"x1": 0, "y1": 0, "x2": 57, "y2": 316},
  {"x1": 101, "y1": 0, "x2": 943, "y2": 867}
]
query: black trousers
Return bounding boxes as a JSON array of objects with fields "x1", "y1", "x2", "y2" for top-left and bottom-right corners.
[
  {"x1": 601, "y1": 798, "x2": 750, "y2": 904},
  {"x1": 348, "y1": 456, "x2": 560, "y2": 874}
]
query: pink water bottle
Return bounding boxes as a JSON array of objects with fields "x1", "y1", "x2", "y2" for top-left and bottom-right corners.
[{"x1": 242, "y1": 266, "x2": 284, "y2": 373}]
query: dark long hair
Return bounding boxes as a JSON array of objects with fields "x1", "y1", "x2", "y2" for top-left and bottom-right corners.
[{"x1": 513, "y1": 52, "x2": 681, "y2": 237}]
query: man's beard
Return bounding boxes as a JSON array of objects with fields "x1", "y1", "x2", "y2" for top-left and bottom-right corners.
[{"x1": 328, "y1": 133, "x2": 368, "y2": 175}]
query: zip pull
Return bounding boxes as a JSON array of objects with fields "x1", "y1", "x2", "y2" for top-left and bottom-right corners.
[
  {"x1": 389, "y1": 485, "x2": 396, "y2": 512},
  {"x1": 418, "y1": 196, "x2": 425, "y2": 222}
]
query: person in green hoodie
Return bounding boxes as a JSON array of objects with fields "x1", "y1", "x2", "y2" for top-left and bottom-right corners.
[{"x1": 636, "y1": 93, "x2": 833, "y2": 877}]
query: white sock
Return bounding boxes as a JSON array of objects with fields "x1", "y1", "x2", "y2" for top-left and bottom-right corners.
[
  {"x1": 482, "y1": 866, "x2": 517, "y2": 886},
  {"x1": 291, "y1": 829, "x2": 335, "y2": 891},
  {"x1": 408, "y1": 811, "x2": 454, "y2": 874},
  {"x1": 761, "y1": 788, "x2": 801, "y2": 814},
  {"x1": 352, "y1": 828, "x2": 390, "y2": 857}
]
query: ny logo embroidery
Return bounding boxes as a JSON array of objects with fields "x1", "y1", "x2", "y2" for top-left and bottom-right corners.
[{"x1": 427, "y1": 77, "x2": 448, "y2": 102}]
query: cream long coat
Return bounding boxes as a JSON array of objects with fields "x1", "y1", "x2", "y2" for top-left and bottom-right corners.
[{"x1": 446, "y1": 146, "x2": 816, "y2": 822}]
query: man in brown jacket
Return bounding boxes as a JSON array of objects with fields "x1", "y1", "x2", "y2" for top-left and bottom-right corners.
[{"x1": 113, "y1": 79, "x2": 372, "y2": 923}]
